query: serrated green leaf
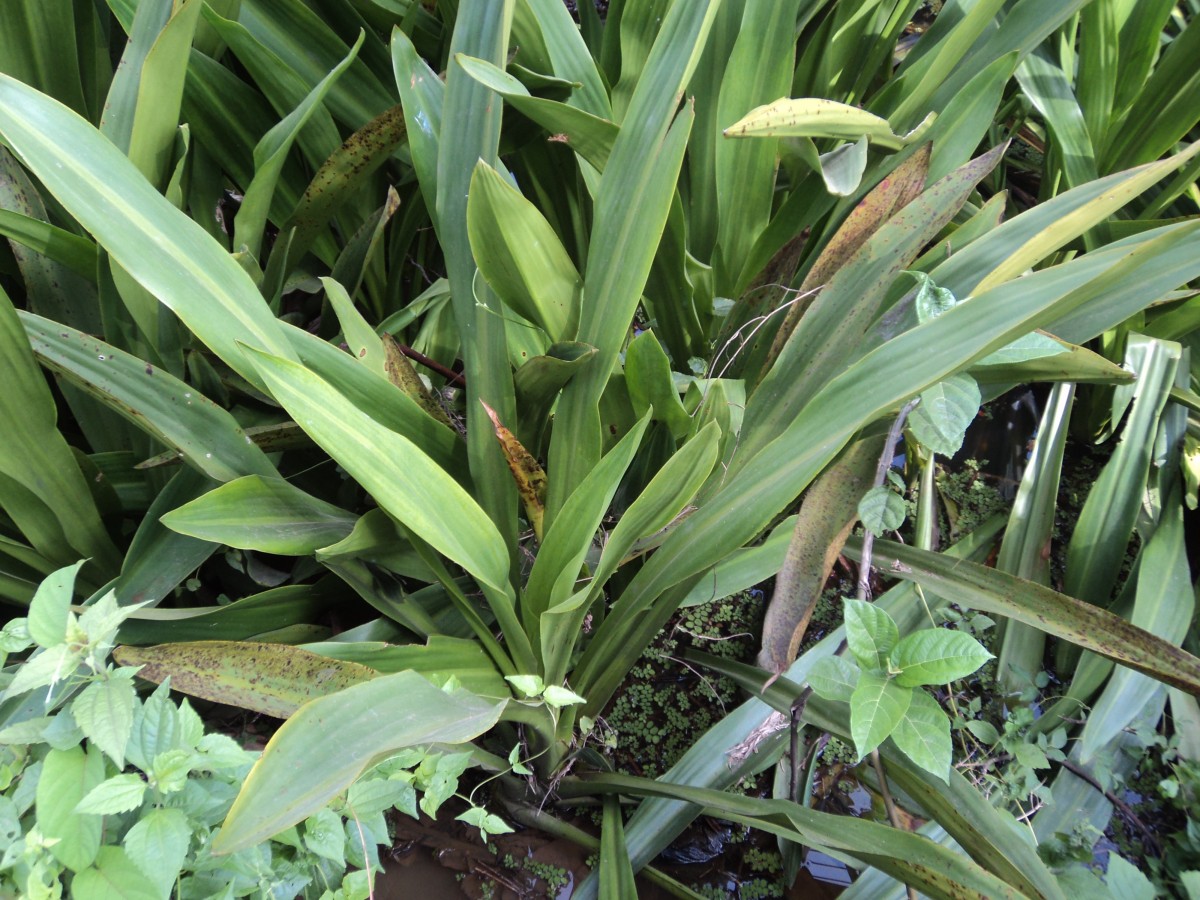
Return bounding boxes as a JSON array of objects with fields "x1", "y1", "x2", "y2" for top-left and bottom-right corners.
[
  {"x1": 76, "y1": 773, "x2": 147, "y2": 815},
  {"x1": 71, "y1": 674, "x2": 136, "y2": 769},
  {"x1": 1012, "y1": 742, "x2": 1050, "y2": 770},
  {"x1": 72, "y1": 845, "x2": 160, "y2": 900},
  {"x1": 27, "y1": 560, "x2": 84, "y2": 649},
  {"x1": 843, "y1": 599, "x2": 899, "y2": 671},
  {"x1": 4, "y1": 643, "x2": 81, "y2": 699},
  {"x1": 36, "y1": 745, "x2": 103, "y2": 871},
  {"x1": 908, "y1": 373, "x2": 982, "y2": 457},
  {"x1": 850, "y1": 671, "x2": 911, "y2": 760},
  {"x1": 124, "y1": 807, "x2": 190, "y2": 896},
  {"x1": 858, "y1": 485, "x2": 907, "y2": 537},
  {"x1": 1105, "y1": 855, "x2": 1156, "y2": 900},
  {"x1": 890, "y1": 690, "x2": 952, "y2": 781},
  {"x1": 304, "y1": 807, "x2": 345, "y2": 867},
  {"x1": 808, "y1": 656, "x2": 859, "y2": 702},
  {"x1": 892, "y1": 630, "x2": 993, "y2": 687}
]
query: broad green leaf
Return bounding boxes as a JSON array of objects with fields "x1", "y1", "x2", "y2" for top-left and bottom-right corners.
[
  {"x1": 468, "y1": 160, "x2": 582, "y2": 342},
  {"x1": 112, "y1": 641, "x2": 377, "y2": 719},
  {"x1": 213, "y1": 672, "x2": 505, "y2": 853},
  {"x1": 843, "y1": 599, "x2": 899, "y2": 671},
  {"x1": 808, "y1": 656, "x2": 859, "y2": 703},
  {"x1": 124, "y1": 808, "x2": 191, "y2": 896},
  {"x1": 858, "y1": 485, "x2": 907, "y2": 537},
  {"x1": 0, "y1": 76, "x2": 299, "y2": 388},
  {"x1": 161, "y1": 475, "x2": 357, "y2": 555},
  {"x1": 890, "y1": 689, "x2": 952, "y2": 781},
  {"x1": 1104, "y1": 855, "x2": 1156, "y2": 900},
  {"x1": 76, "y1": 773, "x2": 147, "y2": 815},
  {"x1": 36, "y1": 745, "x2": 104, "y2": 872},
  {"x1": 625, "y1": 330, "x2": 692, "y2": 439},
  {"x1": 71, "y1": 673, "x2": 137, "y2": 769},
  {"x1": 27, "y1": 560, "x2": 85, "y2": 649},
  {"x1": 72, "y1": 846, "x2": 159, "y2": 900},
  {"x1": 725, "y1": 98, "x2": 932, "y2": 150},
  {"x1": 242, "y1": 346, "x2": 528, "y2": 666},
  {"x1": 304, "y1": 808, "x2": 346, "y2": 867},
  {"x1": 891, "y1": 630, "x2": 993, "y2": 687},
  {"x1": 4, "y1": 643, "x2": 80, "y2": 699},
  {"x1": 857, "y1": 539, "x2": 1200, "y2": 695},
  {"x1": 908, "y1": 373, "x2": 981, "y2": 457},
  {"x1": 0, "y1": 287, "x2": 120, "y2": 575},
  {"x1": 850, "y1": 671, "x2": 911, "y2": 760}
]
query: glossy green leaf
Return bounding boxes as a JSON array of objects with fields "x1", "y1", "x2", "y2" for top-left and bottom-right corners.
[
  {"x1": 856, "y1": 539, "x2": 1200, "y2": 695},
  {"x1": 844, "y1": 599, "x2": 899, "y2": 671},
  {"x1": 858, "y1": 485, "x2": 907, "y2": 537},
  {"x1": 808, "y1": 656, "x2": 859, "y2": 703},
  {"x1": 213, "y1": 672, "x2": 505, "y2": 853},
  {"x1": 891, "y1": 630, "x2": 993, "y2": 687},
  {"x1": 889, "y1": 689, "x2": 952, "y2": 781},
  {"x1": 0, "y1": 74, "x2": 299, "y2": 389},
  {"x1": 161, "y1": 475, "x2": 357, "y2": 555},
  {"x1": 909, "y1": 373, "x2": 980, "y2": 457},
  {"x1": 850, "y1": 671, "x2": 911, "y2": 759},
  {"x1": 468, "y1": 160, "x2": 581, "y2": 341},
  {"x1": 21, "y1": 312, "x2": 278, "y2": 483},
  {"x1": 113, "y1": 641, "x2": 377, "y2": 719}
]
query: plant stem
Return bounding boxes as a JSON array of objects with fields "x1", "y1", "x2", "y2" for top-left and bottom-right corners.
[{"x1": 858, "y1": 399, "x2": 920, "y2": 600}]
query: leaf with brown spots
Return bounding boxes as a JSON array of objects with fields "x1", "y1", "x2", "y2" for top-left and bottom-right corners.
[
  {"x1": 383, "y1": 333, "x2": 454, "y2": 426},
  {"x1": 481, "y1": 400, "x2": 547, "y2": 541}
]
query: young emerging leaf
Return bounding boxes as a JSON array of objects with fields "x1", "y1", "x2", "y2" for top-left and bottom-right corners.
[
  {"x1": 505, "y1": 674, "x2": 545, "y2": 698},
  {"x1": 891, "y1": 629, "x2": 993, "y2": 687},
  {"x1": 850, "y1": 671, "x2": 912, "y2": 760},
  {"x1": 543, "y1": 685, "x2": 586, "y2": 708},
  {"x1": 27, "y1": 560, "x2": 85, "y2": 649},
  {"x1": 908, "y1": 373, "x2": 982, "y2": 457},
  {"x1": 843, "y1": 599, "x2": 899, "y2": 671},
  {"x1": 889, "y1": 690, "x2": 952, "y2": 780},
  {"x1": 858, "y1": 485, "x2": 907, "y2": 537},
  {"x1": 808, "y1": 656, "x2": 860, "y2": 702}
]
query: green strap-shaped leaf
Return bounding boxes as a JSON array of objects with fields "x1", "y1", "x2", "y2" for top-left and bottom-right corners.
[
  {"x1": 600, "y1": 796, "x2": 638, "y2": 900},
  {"x1": 0, "y1": 74, "x2": 298, "y2": 389},
  {"x1": 213, "y1": 672, "x2": 506, "y2": 853},
  {"x1": 0, "y1": 291, "x2": 120, "y2": 574},
  {"x1": 468, "y1": 160, "x2": 582, "y2": 341},
  {"x1": 161, "y1": 475, "x2": 357, "y2": 555},
  {"x1": 240, "y1": 345, "x2": 532, "y2": 670},
  {"x1": 0, "y1": 209, "x2": 97, "y2": 279},
  {"x1": 21, "y1": 312, "x2": 277, "y2": 483}
]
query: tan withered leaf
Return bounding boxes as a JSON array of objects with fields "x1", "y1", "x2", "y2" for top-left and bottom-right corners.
[
  {"x1": 382, "y1": 333, "x2": 454, "y2": 426},
  {"x1": 767, "y1": 144, "x2": 932, "y2": 367},
  {"x1": 758, "y1": 435, "x2": 883, "y2": 676},
  {"x1": 481, "y1": 400, "x2": 547, "y2": 541}
]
